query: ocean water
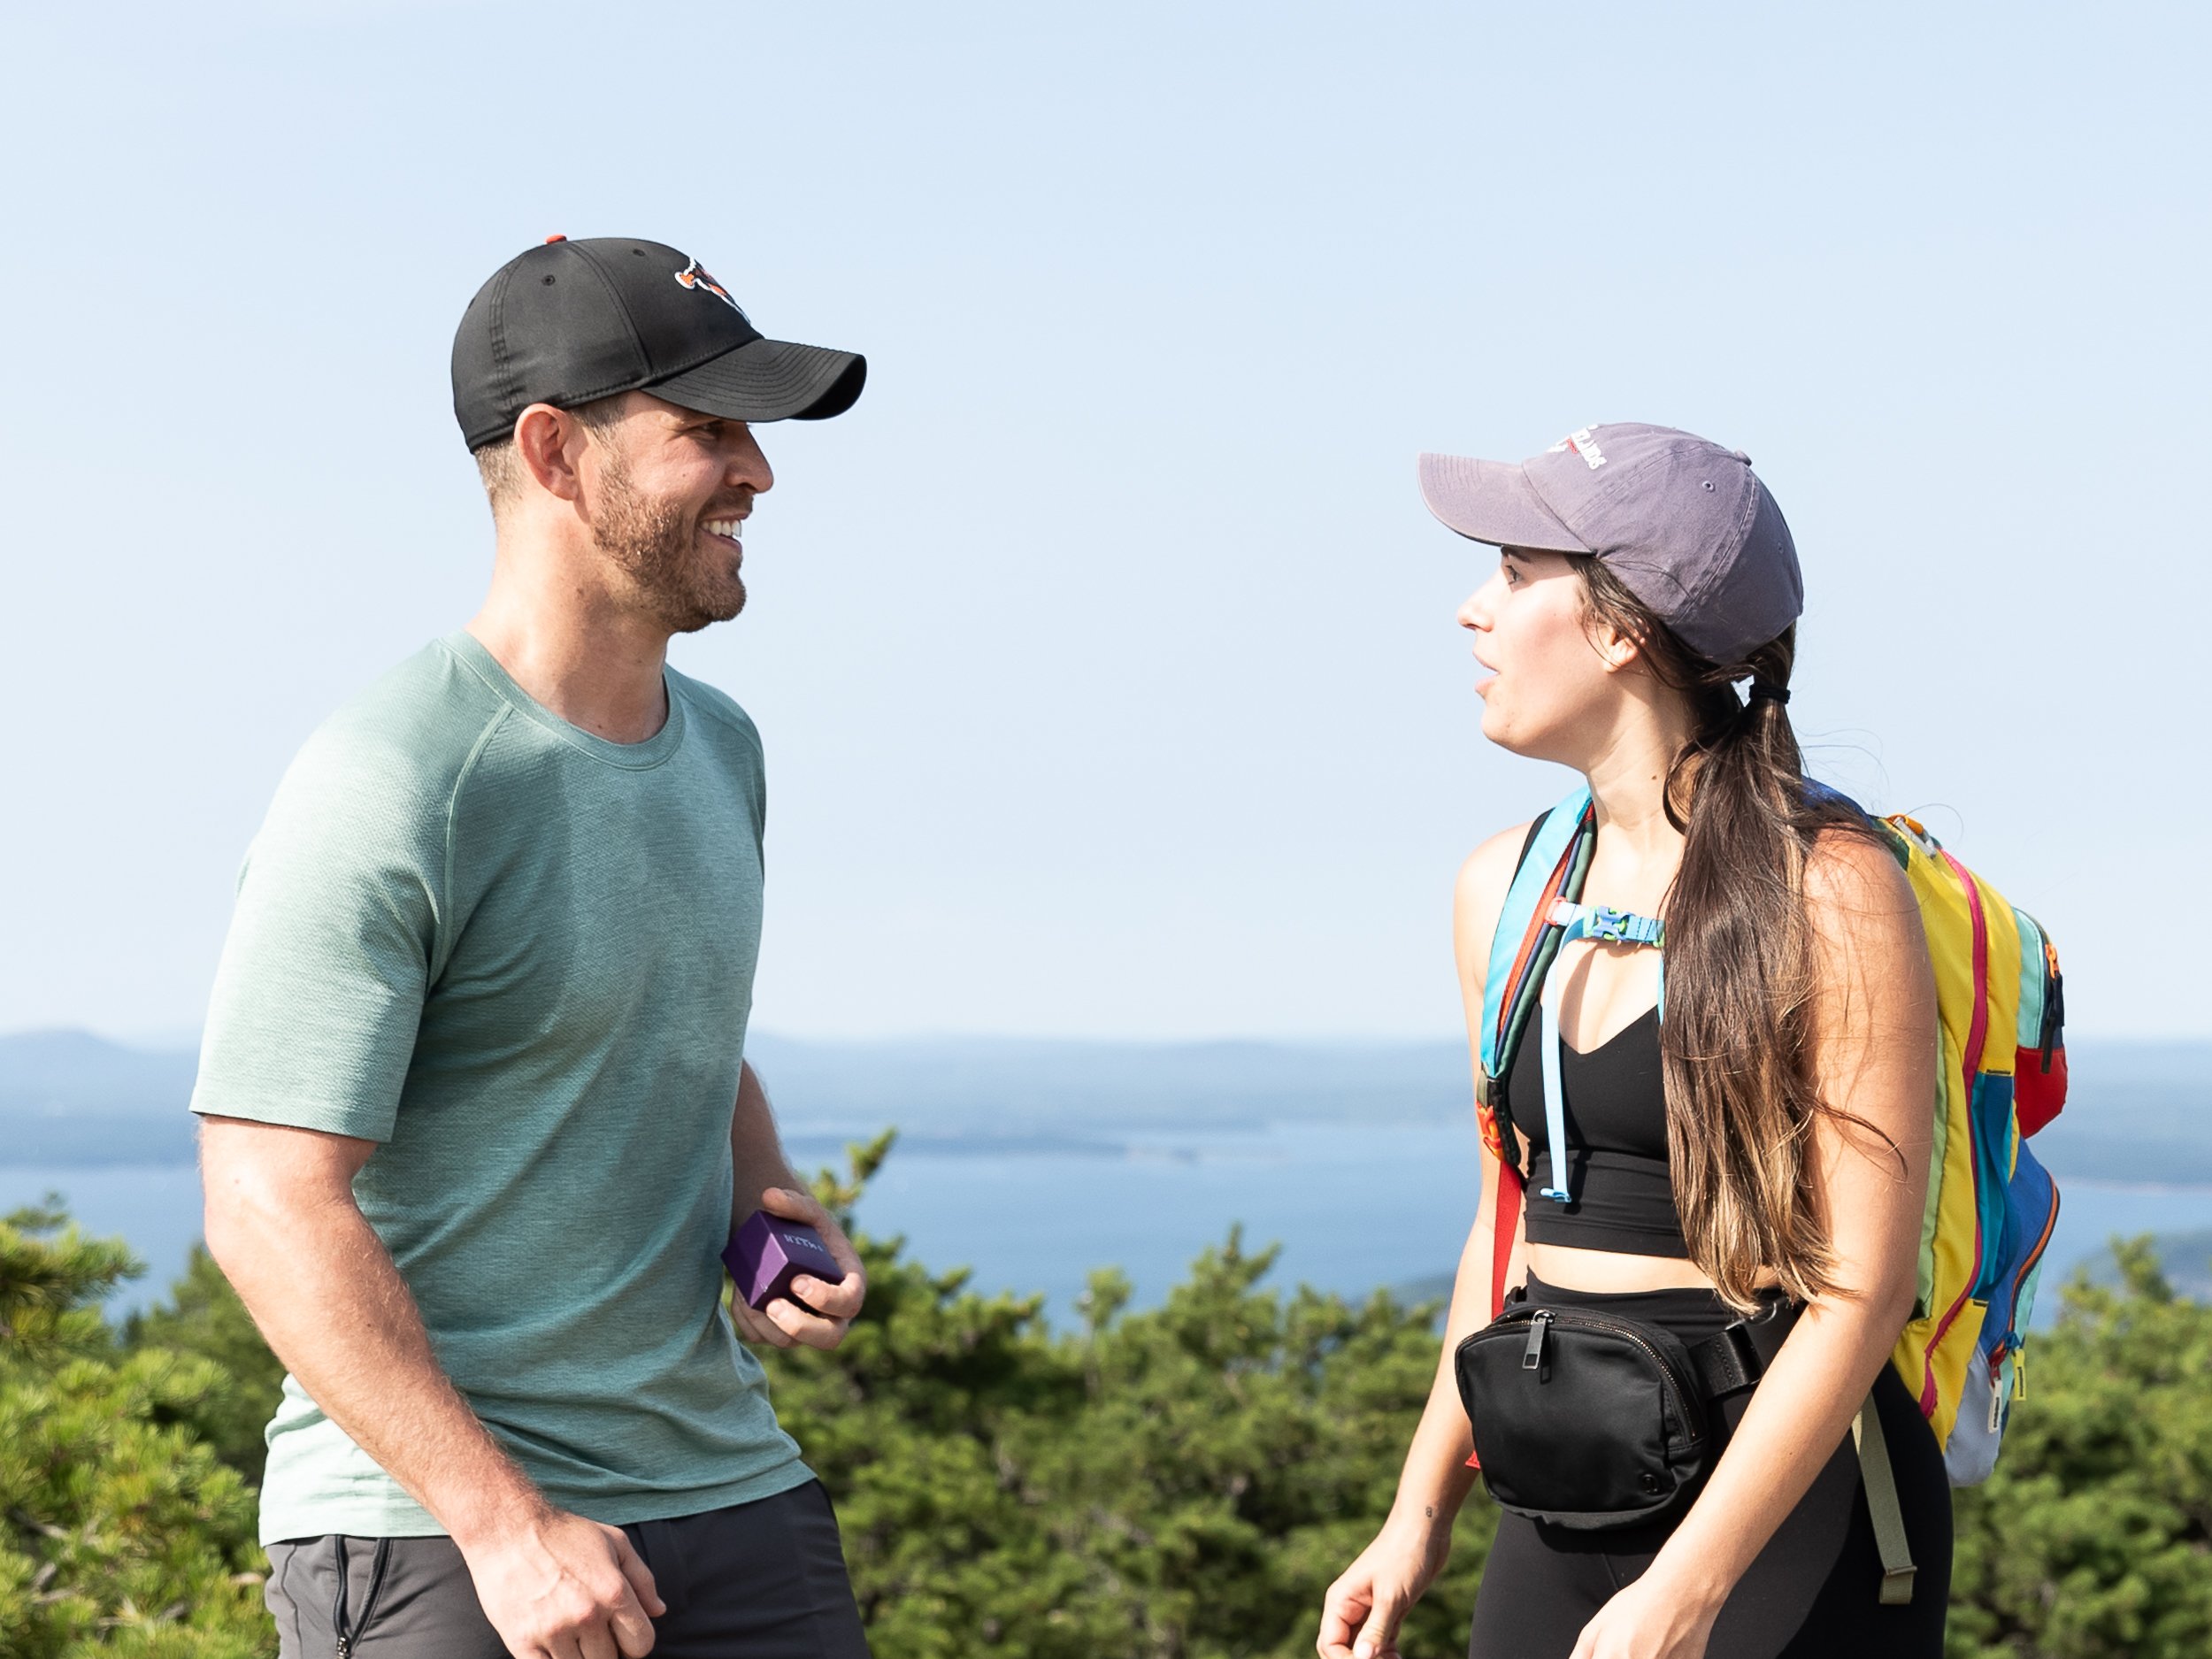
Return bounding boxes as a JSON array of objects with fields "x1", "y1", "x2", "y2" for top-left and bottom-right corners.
[{"x1": 7, "y1": 1129, "x2": 2209, "y2": 1328}]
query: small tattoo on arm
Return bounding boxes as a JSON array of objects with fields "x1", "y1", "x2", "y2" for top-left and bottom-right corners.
[{"x1": 1425, "y1": 1504, "x2": 1436, "y2": 1519}]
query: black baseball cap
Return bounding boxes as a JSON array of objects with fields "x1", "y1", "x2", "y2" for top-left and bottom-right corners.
[{"x1": 451, "y1": 234, "x2": 866, "y2": 451}]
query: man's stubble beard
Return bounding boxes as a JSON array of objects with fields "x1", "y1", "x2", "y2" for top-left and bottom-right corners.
[{"x1": 589, "y1": 446, "x2": 746, "y2": 635}]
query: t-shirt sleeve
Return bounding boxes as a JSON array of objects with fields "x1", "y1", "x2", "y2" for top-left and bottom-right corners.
[{"x1": 189, "y1": 724, "x2": 451, "y2": 1143}]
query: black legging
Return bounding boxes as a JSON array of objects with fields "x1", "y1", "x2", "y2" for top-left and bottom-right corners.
[{"x1": 1467, "y1": 1275, "x2": 1951, "y2": 1659}]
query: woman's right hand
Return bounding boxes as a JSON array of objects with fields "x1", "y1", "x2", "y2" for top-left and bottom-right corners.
[{"x1": 1317, "y1": 1510, "x2": 1452, "y2": 1659}]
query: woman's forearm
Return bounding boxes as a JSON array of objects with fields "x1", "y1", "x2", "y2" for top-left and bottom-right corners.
[
  {"x1": 1386, "y1": 1204, "x2": 1504, "y2": 1531},
  {"x1": 1647, "y1": 1290, "x2": 1912, "y2": 1603},
  {"x1": 1391, "y1": 1358, "x2": 1486, "y2": 1532}
]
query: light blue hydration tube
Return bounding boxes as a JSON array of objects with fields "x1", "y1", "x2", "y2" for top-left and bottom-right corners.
[{"x1": 1535, "y1": 900, "x2": 1666, "y2": 1205}]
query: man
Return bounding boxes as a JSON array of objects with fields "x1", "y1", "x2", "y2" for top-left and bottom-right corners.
[{"x1": 192, "y1": 234, "x2": 873, "y2": 1658}]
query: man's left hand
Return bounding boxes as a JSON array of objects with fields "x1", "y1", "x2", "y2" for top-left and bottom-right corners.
[{"x1": 729, "y1": 1186, "x2": 867, "y2": 1351}]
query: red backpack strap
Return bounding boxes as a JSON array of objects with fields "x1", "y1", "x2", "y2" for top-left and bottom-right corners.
[
  {"x1": 1465, "y1": 818, "x2": 1554, "y2": 1471},
  {"x1": 1491, "y1": 1160, "x2": 1524, "y2": 1320}
]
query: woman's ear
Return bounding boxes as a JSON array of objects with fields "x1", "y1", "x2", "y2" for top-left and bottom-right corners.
[{"x1": 1593, "y1": 618, "x2": 1645, "y2": 675}]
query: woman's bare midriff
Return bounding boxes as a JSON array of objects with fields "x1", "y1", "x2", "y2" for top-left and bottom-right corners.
[{"x1": 1527, "y1": 1240, "x2": 1785, "y2": 1295}]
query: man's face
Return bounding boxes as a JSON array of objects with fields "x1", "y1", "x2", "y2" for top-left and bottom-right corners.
[{"x1": 582, "y1": 391, "x2": 774, "y2": 634}]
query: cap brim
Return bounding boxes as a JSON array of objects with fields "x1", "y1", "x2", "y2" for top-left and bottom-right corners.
[
  {"x1": 1417, "y1": 452, "x2": 1588, "y2": 552},
  {"x1": 650, "y1": 336, "x2": 867, "y2": 423}
]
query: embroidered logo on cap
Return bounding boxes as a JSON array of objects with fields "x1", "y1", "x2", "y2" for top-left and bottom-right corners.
[
  {"x1": 1548, "y1": 427, "x2": 1608, "y2": 470},
  {"x1": 674, "y1": 257, "x2": 748, "y2": 320}
]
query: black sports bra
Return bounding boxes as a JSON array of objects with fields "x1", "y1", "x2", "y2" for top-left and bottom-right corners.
[{"x1": 1506, "y1": 997, "x2": 1689, "y2": 1258}]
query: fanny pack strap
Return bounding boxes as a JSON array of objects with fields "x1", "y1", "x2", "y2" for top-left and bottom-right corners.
[
  {"x1": 1685, "y1": 1296, "x2": 1801, "y2": 1401},
  {"x1": 1490, "y1": 1289, "x2": 1804, "y2": 1405}
]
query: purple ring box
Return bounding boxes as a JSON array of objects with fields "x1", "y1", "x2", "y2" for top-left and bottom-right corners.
[{"x1": 723, "y1": 1210, "x2": 847, "y2": 1312}]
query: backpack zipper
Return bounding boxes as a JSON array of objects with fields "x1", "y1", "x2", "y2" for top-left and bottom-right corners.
[
  {"x1": 1980, "y1": 1176, "x2": 2061, "y2": 1434},
  {"x1": 2039, "y1": 949, "x2": 2065, "y2": 1073}
]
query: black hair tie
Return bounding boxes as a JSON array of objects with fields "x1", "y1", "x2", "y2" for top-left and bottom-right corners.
[{"x1": 1747, "y1": 680, "x2": 1792, "y2": 706}]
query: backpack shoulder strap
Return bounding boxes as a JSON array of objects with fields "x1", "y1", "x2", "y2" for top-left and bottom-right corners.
[
  {"x1": 1471, "y1": 786, "x2": 1594, "y2": 1327},
  {"x1": 1478, "y1": 784, "x2": 1598, "y2": 1126},
  {"x1": 1854, "y1": 1394, "x2": 1919, "y2": 1604}
]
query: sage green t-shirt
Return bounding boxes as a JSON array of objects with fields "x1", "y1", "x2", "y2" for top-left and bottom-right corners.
[{"x1": 189, "y1": 632, "x2": 810, "y2": 1545}]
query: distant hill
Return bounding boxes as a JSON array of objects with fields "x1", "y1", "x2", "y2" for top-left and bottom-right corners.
[
  {"x1": 0, "y1": 1029, "x2": 201, "y2": 1112},
  {"x1": 2082, "y1": 1228, "x2": 2212, "y2": 1301},
  {"x1": 2022, "y1": 1042, "x2": 2212, "y2": 1184},
  {"x1": 743, "y1": 1033, "x2": 1474, "y2": 1135},
  {"x1": 4, "y1": 1027, "x2": 2209, "y2": 1179},
  {"x1": 0, "y1": 1031, "x2": 201, "y2": 1164},
  {"x1": 0, "y1": 1027, "x2": 1475, "y2": 1164}
]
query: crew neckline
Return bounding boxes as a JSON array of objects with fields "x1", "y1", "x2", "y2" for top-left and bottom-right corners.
[{"x1": 442, "y1": 631, "x2": 686, "y2": 770}]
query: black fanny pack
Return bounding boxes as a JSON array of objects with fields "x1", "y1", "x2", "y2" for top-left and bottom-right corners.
[{"x1": 1454, "y1": 1288, "x2": 1801, "y2": 1530}]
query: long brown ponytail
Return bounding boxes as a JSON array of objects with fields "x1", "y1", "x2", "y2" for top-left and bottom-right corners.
[{"x1": 1571, "y1": 554, "x2": 1892, "y2": 1314}]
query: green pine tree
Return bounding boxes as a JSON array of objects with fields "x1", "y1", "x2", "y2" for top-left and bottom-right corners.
[
  {"x1": 124, "y1": 1249, "x2": 285, "y2": 1488},
  {"x1": 0, "y1": 1200, "x2": 271, "y2": 1658},
  {"x1": 760, "y1": 1133, "x2": 1489, "y2": 1657},
  {"x1": 1947, "y1": 1239, "x2": 2212, "y2": 1658},
  {"x1": 7, "y1": 1156, "x2": 2212, "y2": 1656}
]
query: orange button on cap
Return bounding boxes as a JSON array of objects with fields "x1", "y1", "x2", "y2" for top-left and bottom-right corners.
[{"x1": 544, "y1": 234, "x2": 567, "y2": 244}]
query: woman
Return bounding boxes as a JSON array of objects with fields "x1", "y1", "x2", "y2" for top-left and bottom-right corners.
[{"x1": 1317, "y1": 425, "x2": 1947, "y2": 1659}]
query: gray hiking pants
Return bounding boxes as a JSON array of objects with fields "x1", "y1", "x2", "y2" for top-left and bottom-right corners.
[{"x1": 263, "y1": 1479, "x2": 871, "y2": 1658}]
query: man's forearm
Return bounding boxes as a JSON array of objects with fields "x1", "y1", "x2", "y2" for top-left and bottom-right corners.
[
  {"x1": 729, "y1": 1059, "x2": 799, "y2": 1228},
  {"x1": 206, "y1": 1171, "x2": 542, "y2": 1548}
]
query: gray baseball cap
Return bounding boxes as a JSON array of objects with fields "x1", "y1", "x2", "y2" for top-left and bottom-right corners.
[{"x1": 1417, "y1": 422, "x2": 1802, "y2": 664}]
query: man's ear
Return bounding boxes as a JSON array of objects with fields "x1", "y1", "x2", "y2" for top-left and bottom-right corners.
[{"x1": 513, "y1": 403, "x2": 587, "y2": 503}]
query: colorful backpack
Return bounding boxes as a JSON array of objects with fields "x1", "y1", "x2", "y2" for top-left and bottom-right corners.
[{"x1": 1472, "y1": 784, "x2": 2068, "y2": 1593}]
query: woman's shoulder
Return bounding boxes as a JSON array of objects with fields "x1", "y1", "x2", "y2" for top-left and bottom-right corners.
[
  {"x1": 1802, "y1": 821, "x2": 1916, "y2": 917},
  {"x1": 1801, "y1": 821, "x2": 1927, "y2": 974},
  {"x1": 1452, "y1": 818, "x2": 1541, "y2": 952}
]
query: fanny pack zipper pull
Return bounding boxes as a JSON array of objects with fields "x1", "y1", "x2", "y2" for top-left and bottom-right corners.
[{"x1": 1523, "y1": 1310, "x2": 1552, "y2": 1373}]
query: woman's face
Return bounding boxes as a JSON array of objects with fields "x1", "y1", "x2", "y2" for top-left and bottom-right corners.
[{"x1": 1456, "y1": 547, "x2": 1626, "y2": 761}]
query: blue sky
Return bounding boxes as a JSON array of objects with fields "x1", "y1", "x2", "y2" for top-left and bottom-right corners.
[{"x1": 4, "y1": 2, "x2": 2206, "y2": 1042}]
